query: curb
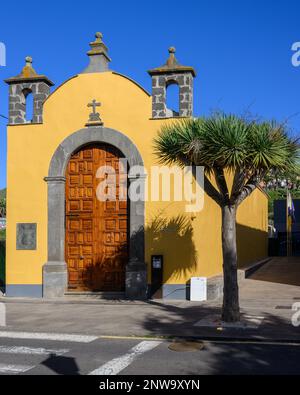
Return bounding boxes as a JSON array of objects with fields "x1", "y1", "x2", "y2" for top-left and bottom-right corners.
[{"x1": 99, "y1": 334, "x2": 300, "y2": 345}]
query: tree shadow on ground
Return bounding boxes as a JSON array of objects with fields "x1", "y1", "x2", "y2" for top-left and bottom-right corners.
[
  {"x1": 142, "y1": 301, "x2": 300, "y2": 374},
  {"x1": 184, "y1": 335, "x2": 300, "y2": 375},
  {"x1": 143, "y1": 299, "x2": 299, "y2": 340}
]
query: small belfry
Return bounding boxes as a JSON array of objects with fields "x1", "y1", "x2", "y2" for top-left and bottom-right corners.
[
  {"x1": 148, "y1": 47, "x2": 196, "y2": 119},
  {"x1": 5, "y1": 56, "x2": 54, "y2": 125}
]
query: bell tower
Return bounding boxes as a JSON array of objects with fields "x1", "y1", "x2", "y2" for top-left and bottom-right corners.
[
  {"x1": 5, "y1": 57, "x2": 54, "y2": 125},
  {"x1": 148, "y1": 47, "x2": 196, "y2": 119}
]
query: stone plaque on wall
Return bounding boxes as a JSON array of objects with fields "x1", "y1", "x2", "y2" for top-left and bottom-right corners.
[{"x1": 16, "y1": 223, "x2": 37, "y2": 250}]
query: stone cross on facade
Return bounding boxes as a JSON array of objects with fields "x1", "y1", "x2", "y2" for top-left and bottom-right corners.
[
  {"x1": 88, "y1": 99, "x2": 101, "y2": 115},
  {"x1": 86, "y1": 99, "x2": 103, "y2": 126}
]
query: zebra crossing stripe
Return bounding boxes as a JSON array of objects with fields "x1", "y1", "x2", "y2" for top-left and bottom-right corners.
[
  {"x1": 0, "y1": 331, "x2": 97, "y2": 343},
  {"x1": 0, "y1": 346, "x2": 69, "y2": 356},
  {"x1": 0, "y1": 363, "x2": 34, "y2": 374},
  {"x1": 89, "y1": 341, "x2": 161, "y2": 375}
]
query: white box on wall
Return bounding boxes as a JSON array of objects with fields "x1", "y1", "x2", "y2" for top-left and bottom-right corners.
[{"x1": 190, "y1": 277, "x2": 207, "y2": 302}]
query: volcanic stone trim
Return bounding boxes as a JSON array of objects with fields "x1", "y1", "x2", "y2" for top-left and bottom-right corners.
[
  {"x1": 8, "y1": 81, "x2": 51, "y2": 124},
  {"x1": 151, "y1": 72, "x2": 194, "y2": 118}
]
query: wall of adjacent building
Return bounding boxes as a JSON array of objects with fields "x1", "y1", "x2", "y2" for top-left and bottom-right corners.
[{"x1": 236, "y1": 188, "x2": 268, "y2": 268}]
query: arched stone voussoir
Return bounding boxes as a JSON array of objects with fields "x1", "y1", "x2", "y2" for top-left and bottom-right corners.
[{"x1": 48, "y1": 127, "x2": 144, "y2": 178}]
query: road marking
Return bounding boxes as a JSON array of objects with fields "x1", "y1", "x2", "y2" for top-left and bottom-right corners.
[
  {"x1": 0, "y1": 346, "x2": 69, "y2": 356},
  {"x1": 206, "y1": 340, "x2": 300, "y2": 347},
  {"x1": 98, "y1": 336, "x2": 300, "y2": 347},
  {"x1": 99, "y1": 335, "x2": 166, "y2": 341},
  {"x1": 0, "y1": 331, "x2": 97, "y2": 343},
  {"x1": 0, "y1": 363, "x2": 34, "y2": 374},
  {"x1": 89, "y1": 341, "x2": 161, "y2": 375}
]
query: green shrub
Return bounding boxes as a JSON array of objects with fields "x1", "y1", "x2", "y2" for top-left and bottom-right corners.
[{"x1": 0, "y1": 230, "x2": 5, "y2": 241}]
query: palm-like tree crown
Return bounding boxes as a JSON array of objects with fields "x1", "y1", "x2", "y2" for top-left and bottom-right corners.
[{"x1": 154, "y1": 114, "x2": 299, "y2": 207}]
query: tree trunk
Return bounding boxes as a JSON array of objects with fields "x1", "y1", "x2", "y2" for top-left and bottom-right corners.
[{"x1": 221, "y1": 205, "x2": 240, "y2": 322}]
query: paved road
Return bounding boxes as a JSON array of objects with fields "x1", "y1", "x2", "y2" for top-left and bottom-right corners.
[{"x1": 0, "y1": 331, "x2": 299, "y2": 375}]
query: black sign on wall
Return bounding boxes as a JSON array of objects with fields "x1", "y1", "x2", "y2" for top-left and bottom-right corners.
[{"x1": 151, "y1": 255, "x2": 163, "y2": 297}]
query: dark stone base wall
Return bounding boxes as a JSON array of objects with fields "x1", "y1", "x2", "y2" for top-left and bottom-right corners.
[{"x1": 6, "y1": 285, "x2": 43, "y2": 298}]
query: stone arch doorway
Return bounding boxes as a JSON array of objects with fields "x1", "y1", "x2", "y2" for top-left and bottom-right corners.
[
  {"x1": 43, "y1": 127, "x2": 147, "y2": 299},
  {"x1": 65, "y1": 143, "x2": 128, "y2": 292}
]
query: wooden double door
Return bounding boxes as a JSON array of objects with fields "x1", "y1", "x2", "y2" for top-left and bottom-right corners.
[{"x1": 65, "y1": 144, "x2": 128, "y2": 292}]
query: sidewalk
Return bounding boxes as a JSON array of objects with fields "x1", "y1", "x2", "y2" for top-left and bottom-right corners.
[{"x1": 0, "y1": 257, "x2": 299, "y2": 343}]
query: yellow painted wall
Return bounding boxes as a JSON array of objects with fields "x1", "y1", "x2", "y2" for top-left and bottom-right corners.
[{"x1": 6, "y1": 71, "x2": 268, "y2": 288}]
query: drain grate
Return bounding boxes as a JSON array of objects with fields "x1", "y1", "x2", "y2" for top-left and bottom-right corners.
[
  {"x1": 168, "y1": 341, "x2": 205, "y2": 352},
  {"x1": 275, "y1": 306, "x2": 292, "y2": 310}
]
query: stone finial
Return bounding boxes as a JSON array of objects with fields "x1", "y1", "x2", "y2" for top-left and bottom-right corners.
[
  {"x1": 87, "y1": 32, "x2": 108, "y2": 55},
  {"x1": 5, "y1": 56, "x2": 54, "y2": 85},
  {"x1": 25, "y1": 56, "x2": 33, "y2": 65},
  {"x1": 20, "y1": 56, "x2": 38, "y2": 79},
  {"x1": 148, "y1": 47, "x2": 196, "y2": 77},
  {"x1": 94, "y1": 32, "x2": 103, "y2": 42},
  {"x1": 82, "y1": 32, "x2": 111, "y2": 74},
  {"x1": 166, "y1": 47, "x2": 178, "y2": 67}
]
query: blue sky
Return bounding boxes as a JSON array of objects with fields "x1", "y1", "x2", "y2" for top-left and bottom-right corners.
[{"x1": 1, "y1": 0, "x2": 300, "y2": 189}]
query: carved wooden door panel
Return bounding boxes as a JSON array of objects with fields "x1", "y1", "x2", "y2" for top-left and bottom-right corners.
[{"x1": 65, "y1": 144, "x2": 128, "y2": 292}]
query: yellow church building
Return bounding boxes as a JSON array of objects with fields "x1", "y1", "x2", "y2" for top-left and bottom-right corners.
[{"x1": 4, "y1": 33, "x2": 268, "y2": 299}]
